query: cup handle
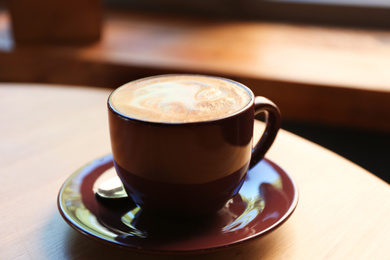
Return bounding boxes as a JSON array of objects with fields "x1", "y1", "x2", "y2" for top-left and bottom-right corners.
[{"x1": 250, "y1": 96, "x2": 281, "y2": 168}]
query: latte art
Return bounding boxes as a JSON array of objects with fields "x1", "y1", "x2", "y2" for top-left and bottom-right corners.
[{"x1": 109, "y1": 75, "x2": 252, "y2": 123}]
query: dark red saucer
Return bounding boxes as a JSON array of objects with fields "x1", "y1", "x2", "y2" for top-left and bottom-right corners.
[{"x1": 58, "y1": 154, "x2": 298, "y2": 253}]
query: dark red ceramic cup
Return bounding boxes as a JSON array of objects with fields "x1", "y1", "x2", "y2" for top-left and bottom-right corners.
[{"x1": 108, "y1": 75, "x2": 281, "y2": 217}]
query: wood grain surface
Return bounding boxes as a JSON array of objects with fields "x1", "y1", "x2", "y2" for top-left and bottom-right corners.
[{"x1": 1, "y1": 83, "x2": 389, "y2": 259}]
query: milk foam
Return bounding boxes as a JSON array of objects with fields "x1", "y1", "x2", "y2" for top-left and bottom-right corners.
[{"x1": 110, "y1": 75, "x2": 252, "y2": 123}]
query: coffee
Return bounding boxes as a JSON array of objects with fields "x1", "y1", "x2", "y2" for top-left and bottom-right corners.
[
  {"x1": 109, "y1": 75, "x2": 251, "y2": 123},
  {"x1": 108, "y1": 74, "x2": 281, "y2": 216}
]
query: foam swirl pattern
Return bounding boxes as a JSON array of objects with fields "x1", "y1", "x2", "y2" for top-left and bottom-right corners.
[{"x1": 110, "y1": 75, "x2": 251, "y2": 123}]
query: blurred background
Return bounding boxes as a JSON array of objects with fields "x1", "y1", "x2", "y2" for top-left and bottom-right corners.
[{"x1": 0, "y1": 0, "x2": 389, "y2": 183}]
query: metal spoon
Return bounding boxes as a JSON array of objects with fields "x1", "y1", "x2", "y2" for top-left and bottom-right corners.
[{"x1": 93, "y1": 167, "x2": 128, "y2": 199}]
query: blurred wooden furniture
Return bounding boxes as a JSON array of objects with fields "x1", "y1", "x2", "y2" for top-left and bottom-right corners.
[
  {"x1": 6, "y1": 0, "x2": 101, "y2": 44},
  {"x1": 1, "y1": 83, "x2": 390, "y2": 259},
  {"x1": 1, "y1": 9, "x2": 390, "y2": 131}
]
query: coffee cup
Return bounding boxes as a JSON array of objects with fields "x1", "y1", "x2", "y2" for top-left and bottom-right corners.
[{"x1": 108, "y1": 74, "x2": 281, "y2": 217}]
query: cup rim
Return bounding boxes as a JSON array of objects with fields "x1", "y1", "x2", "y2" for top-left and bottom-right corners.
[{"x1": 107, "y1": 74, "x2": 255, "y2": 125}]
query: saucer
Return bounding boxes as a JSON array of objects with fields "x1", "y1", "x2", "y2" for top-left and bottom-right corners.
[{"x1": 58, "y1": 154, "x2": 298, "y2": 253}]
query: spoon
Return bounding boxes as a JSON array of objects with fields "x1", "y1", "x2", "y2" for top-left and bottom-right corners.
[{"x1": 93, "y1": 167, "x2": 128, "y2": 199}]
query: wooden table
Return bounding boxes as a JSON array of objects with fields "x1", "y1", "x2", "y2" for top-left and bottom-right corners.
[{"x1": 1, "y1": 83, "x2": 390, "y2": 259}]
